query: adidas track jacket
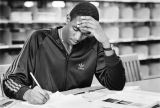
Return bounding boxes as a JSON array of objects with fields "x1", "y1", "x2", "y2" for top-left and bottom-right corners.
[{"x1": 3, "y1": 27, "x2": 126, "y2": 100}]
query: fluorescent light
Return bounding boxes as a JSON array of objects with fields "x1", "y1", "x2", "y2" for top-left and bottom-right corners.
[
  {"x1": 90, "y1": 2, "x2": 99, "y2": 7},
  {"x1": 24, "y1": 1, "x2": 34, "y2": 8},
  {"x1": 52, "y1": 1, "x2": 65, "y2": 8}
]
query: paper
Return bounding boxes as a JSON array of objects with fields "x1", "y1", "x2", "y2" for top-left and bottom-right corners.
[
  {"x1": 6, "y1": 88, "x2": 160, "y2": 108},
  {"x1": 94, "y1": 90, "x2": 160, "y2": 108},
  {"x1": 0, "y1": 97, "x2": 18, "y2": 108},
  {"x1": 12, "y1": 91, "x2": 100, "y2": 108}
]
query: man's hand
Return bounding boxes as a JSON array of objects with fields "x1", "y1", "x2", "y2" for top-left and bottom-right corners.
[
  {"x1": 77, "y1": 16, "x2": 110, "y2": 48},
  {"x1": 23, "y1": 86, "x2": 50, "y2": 105}
]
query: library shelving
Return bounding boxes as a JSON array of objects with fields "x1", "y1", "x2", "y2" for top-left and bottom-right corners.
[{"x1": 0, "y1": 0, "x2": 160, "y2": 78}]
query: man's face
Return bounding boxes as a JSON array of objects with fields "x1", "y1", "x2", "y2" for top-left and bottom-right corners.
[{"x1": 65, "y1": 16, "x2": 92, "y2": 45}]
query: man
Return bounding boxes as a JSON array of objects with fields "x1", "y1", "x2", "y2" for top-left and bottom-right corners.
[{"x1": 3, "y1": 2, "x2": 126, "y2": 105}]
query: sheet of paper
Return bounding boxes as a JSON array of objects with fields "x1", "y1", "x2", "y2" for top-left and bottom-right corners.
[
  {"x1": 94, "y1": 89, "x2": 160, "y2": 108},
  {"x1": 11, "y1": 91, "x2": 100, "y2": 108},
  {"x1": 46, "y1": 94, "x2": 100, "y2": 108},
  {"x1": 0, "y1": 97, "x2": 19, "y2": 108}
]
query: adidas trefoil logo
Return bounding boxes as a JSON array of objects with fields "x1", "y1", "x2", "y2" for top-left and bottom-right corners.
[{"x1": 78, "y1": 63, "x2": 85, "y2": 70}]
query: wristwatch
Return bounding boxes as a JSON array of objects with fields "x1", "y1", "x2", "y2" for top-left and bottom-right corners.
[
  {"x1": 103, "y1": 43, "x2": 113, "y2": 51},
  {"x1": 103, "y1": 47, "x2": 112, "y2": 51}
]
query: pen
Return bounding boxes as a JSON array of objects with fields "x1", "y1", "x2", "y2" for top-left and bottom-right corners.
[{"x1": 30, "y1": 72, "x2": 41, "y2": 88}]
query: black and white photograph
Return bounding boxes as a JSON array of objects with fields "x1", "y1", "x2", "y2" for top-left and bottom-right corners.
[{"x1": 0, "y1": 0, "x2": 160, "y2": 108}]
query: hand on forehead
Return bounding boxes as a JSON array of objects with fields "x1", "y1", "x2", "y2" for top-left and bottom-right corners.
[
  {"x1": 75, "y1": 16, "x2": 93, "y2": 34},
  {"x1": 76, "y1": 16, "x2": 93, "y2": 24}
]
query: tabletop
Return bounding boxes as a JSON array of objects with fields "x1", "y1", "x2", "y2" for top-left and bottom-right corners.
[
  {"x1": 63, "y1": 77, "x2": 160, "y2": 95},
  {"x1": 1, "y1": 77, "x2": 160, "y2": 108}
]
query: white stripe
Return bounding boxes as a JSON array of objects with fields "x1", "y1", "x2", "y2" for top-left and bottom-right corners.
[
  {"x1": 7, "y1": 80, "x2": 20, "y2": 90},
  {"x1": 5, "y1": 60, "x2": 17, "y2": 78},
  {"x1": 5, "y1": 37, "x2": 31, "y2": 77},
  {"x1": 8, "y1": 58, "x2": 18, "y2": 74},
  {"x1": 10, "y1": 79, "x2": 21, "y2": 88},
  {"x1": 5, "y1": 81, "x2": 18, "y2": 92}
]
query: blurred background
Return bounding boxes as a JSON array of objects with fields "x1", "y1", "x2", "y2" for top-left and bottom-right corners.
[{"x1": 0, "y1": 0, "x2": 160, "y2": 80}]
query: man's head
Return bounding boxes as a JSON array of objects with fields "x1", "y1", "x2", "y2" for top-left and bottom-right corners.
[
  {"x1": 69, "y1": 2, "x2": 99, "y2": 21},
  {"x1": 62, "y1": 2, "x2": 99, "y2": 45}
]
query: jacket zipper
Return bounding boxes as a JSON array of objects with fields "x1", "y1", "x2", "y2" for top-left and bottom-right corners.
[{"x1": 65, "y1": 53, "x2": 69, "y2": 90}]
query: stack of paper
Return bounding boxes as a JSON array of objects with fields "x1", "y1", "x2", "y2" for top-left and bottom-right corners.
[
  {"x1": 0, "y1": 29, "x2": 12, "y2": 45},
  {"x1": 10, "y1": 11, "x2": 32, "y2": 22},
  {"x1": 102, "y1": 4, "x2": 119, "y2": 20},
  {"x1": 135, "y1": 7, "x2": 150, "y2": 19},
  {"x1": 120, "y1": 26, "x2": 134, "y2": 39},
  {"x1": 149, "y1": 62, "x2": 160, "y2": 76},
  {"x1": 119, "y1": 45, "x2": 133, "y2": 55},
  {"x1": 35, "y1": 8, "x2": 62, "y2": 22},
  {"x1": 120, "y1": 6, "x2": 134, "y2": 19},
  {"x1": 12, "y1": 30, "x2": 26, "y2": 41},
  {"x1": 151, "y1": 4, "x2": 160, "y2": 19},
  {"x1": 0, "y1": 52, "x2": 12, "y2": 65},
  {"x1": 140, "y1": 64, "x2": 150, "y2": 79},
  {"x1": 151, "y1": 25, "x2": 160, "y2": 37},
  {"x1": 0, "y1": 4, "x2": 11, "y2": 19},
  {"x1": 134, "y1": 26, "x2": 150, "y2": 38},
  {"x1": 133, "y1": 45, "x2": 149, "y2": 59},
  {"x1": 103, "y1": 25, "x2": 119, "y2": 41},
  {"x1": 149, "y1": 43, "x2": 160, "y2": 55}
]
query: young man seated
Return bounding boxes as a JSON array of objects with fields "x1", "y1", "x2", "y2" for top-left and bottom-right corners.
[{"x1": 3, "y1": 2, "x2": 126, "y2": 105}]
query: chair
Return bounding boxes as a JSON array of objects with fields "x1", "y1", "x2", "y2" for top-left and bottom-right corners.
[
  {"x1": 120, "y1": 54, "x2": 141, "y2": 82},
  {"x1": 0, "y1": 64, "x2": 10, "y2": 97},
  {"x1": 91, "y1": 54, "x2": 141, "y2": 86}
]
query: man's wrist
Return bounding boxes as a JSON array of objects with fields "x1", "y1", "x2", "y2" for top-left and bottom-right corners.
[
  {"x1": 23, "y1": 89, "x2": 31, "y2": 101},
  {"x1": 102, "y1": 41, "x2": 111, "y2": 49},
  {"x1": 102, "y1": 42, "x2": 114, "y2": 56}
]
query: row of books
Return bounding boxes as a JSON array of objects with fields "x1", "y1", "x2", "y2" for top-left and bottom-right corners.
[
  {"x1": 0, "y1": 25, "x2": 160, "y2": 45},
  {"x1": 103, "y1": 24, "x2": 160, "y2": 41},
  {"x1": 0, "y1": 29, "x2": 33, "y2": 45},
  {"x1": 141, "y1": 63, "x2": 160, "y2": 79},
  {"x1": 0, "y1": 51, "x2": 18, "y2": 65},
  {"x1": 0, "y1": 3, "x2": 160, "y2": 21},
  {"x1": 118, "y1": 44, "x2": 160, "y2": 58}
]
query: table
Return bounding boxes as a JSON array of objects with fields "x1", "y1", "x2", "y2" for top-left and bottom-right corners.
[
  {"x1": 2, "y1": 78, "x2": 160, "y2": 108},
  {"x1": 126, "y1": 77, "x2": 160, "y2": 93},
  {"x1": 63, "y1": 77, "x2": 160, "y2": 95}
]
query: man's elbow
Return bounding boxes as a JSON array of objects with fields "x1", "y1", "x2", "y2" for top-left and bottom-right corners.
[{"x1": 107, "y1": 77, "x2": 126, "y2": 91}]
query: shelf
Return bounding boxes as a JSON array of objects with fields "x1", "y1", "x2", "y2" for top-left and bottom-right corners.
[
  {"x1": 139, "y1": 55, "x2": 160, "y2": 61},
  {"x1": 110, "y1": 36, "x2": 160, "y2": 43},
  {"x1": 32, "y1": 20, "x2": 65, "y2": 24},
  {"x1": 100, "y1": 19, "x2": 160, "y2": 23},
  {"x1": 0, "y1": 37, "x2": 159, "y2": 50},
  {"x1": 101, "y1": 19, "x2": 149, "y2": 23},
  {"x1": 87, "y1": 0, "x2": 160, "y2": 3},
  {"x1": 0, "y1": 44, "x2": 23, "y2": 50},
  {"x1": 0, "y1": 19, "x2": 10, "y2": 24},
  {"x1": 0, "y1": 44, "x2": 159, "y2": 61},
  {"x1": 1, "y1": 0, "x2": 160, "y2": 3},
  {"x1": 0, "y1": 20, "x2": 65, "y2": 24},
  {"x1": 1, "y1": 19, "x2": 160, "y2": 24}
]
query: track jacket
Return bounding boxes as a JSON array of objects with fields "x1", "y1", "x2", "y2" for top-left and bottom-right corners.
[{"x1": 3, "y1": 27, "x2": 126, "y2": 100}]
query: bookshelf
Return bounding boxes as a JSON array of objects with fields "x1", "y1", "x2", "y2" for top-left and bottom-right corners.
[{"x1": 0, "y1": 0, "x2": 160, "y2": 79}]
